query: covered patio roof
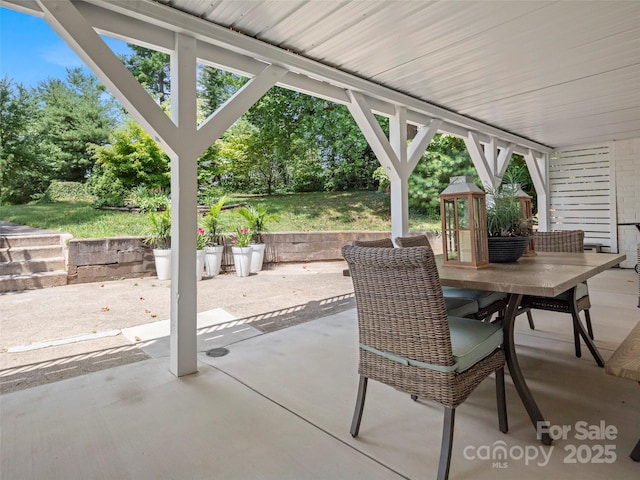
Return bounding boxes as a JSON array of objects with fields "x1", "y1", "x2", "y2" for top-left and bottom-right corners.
[
  {"x1": 7, "y1": 0, "x2": 640, "y2": 149},
  {"x1": 156, "y1": 0, "x2": 640, "y2": 148}
]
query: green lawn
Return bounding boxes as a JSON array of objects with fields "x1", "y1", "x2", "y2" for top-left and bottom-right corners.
[{"x1": 0, "y1": 191, "x2": 439, "y2": 239}]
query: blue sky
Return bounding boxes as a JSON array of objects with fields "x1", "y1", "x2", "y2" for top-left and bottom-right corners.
[{"x1": 0, "y1": 7, "x2": 130, "y2": 88}]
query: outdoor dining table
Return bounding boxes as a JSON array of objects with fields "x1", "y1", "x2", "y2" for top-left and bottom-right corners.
[{"x1": 437, "y1": 251, "x2": 626, "y2": 445}]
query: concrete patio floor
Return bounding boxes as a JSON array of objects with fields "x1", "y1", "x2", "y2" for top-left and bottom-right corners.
[{"x1": 1, "y1": 264, "x2": 638, "y2": 479}]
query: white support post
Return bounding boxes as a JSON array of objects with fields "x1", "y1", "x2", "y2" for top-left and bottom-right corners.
[
  {"x1": 389, "y1": 107, "x2": 410, "y2": 240},
  {"x1": 347, "y1": 93, "x2": 439, "y2": 240},
  {"x1": 169, "y1": 33, "x2": 199, "y2": 377},
  {"x1": 524, "y1": 149, "x2": 549, "y2": 231}
]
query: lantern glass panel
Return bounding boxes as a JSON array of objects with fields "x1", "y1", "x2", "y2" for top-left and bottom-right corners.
[
  {"x1": 459, "y1": 230, "x2": 472, "y2": 262},
  {"x1": 445, "y1": 199, "x2": 455, "y2": 229},
  {"x1": 456, "y1": 198, "x2": 469, "y2": 229},
  {"x1": 446, "y1": 230, "x2": 457, "y2": 260}
]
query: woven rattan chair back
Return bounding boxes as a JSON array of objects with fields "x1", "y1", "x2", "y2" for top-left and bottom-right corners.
[
  {"x1": 352, "y1": 237, "x2": 394, "y2": 248},
  {"x1": 343, "y1": 246, "x2": 454, "y2": 377},
  {"x1": 534, "y1": 230, "x2": 584, "y2": 253},
  {"x1": 396, "y1": 234, "x2": 506, "y2": 321},
  {"x1": 395, "y1": 234, "x2": 433, "y2": 252}
]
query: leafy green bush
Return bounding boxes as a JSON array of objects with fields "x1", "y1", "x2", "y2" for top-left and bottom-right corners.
[
  {"x1": 126, "y1": 185, "x2": 169, "y2": 212},
  {"x1": 39, "y1": 181, "x2": 94, "y2": 203}
]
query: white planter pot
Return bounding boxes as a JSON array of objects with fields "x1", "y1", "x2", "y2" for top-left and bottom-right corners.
[
  {"x1": 232, "y1": 246, "x2": 253, "y2": 277},
  {"x1": 250, "y1": 243, "x2": 266, "y2": 273},
  {"x1": 153, "y1": 248, "x2": 171, "y2": 280},
  {"x1": 196, "y1": 250, "x2": 206, "y2": 281},
  {"x1": 204, "y1": 245, "x2": 224, "y2": 277}
]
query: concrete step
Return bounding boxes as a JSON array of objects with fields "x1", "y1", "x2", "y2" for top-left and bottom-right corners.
[
  {"x1": 0, "y1": 257, "x2": 66, "y2": 275},
  {"x1": 0, "y1": 246, "x2": 64, "y2": 263},
  {"x1": 0, "y1": 271, "x2": 68, "y2": 292},
  {"x1": 0, "y1": 234, "x2": 64, "y2": 248}
]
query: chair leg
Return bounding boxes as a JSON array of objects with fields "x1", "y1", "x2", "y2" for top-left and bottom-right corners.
[
  {"x1": 437, "y1": 407, "x2": 455, "y2": 480},
  {"x1": 526, "y1": 310, "x2": 535, "y2": 330},
  {"x1": 572, "y1": 310, "x2": 605, "y2": 367},
  {"x1": 631, "y1": 437, "x2": 640, "y2": 462},
  {"x1": 350, "y1": 376, "x2": 368, "y2": 437},
  {"x1": 411, "y1": 394, "x2": 418, "y2": 401},
  {"x1": 495, "y1": 367, "x2": 508, "y2": 433},
  {"x1": 584, "y1": 309, "x2": 594, "y2": 339},
  {"x1": 572, "y1": 313, "x2": 582, "y2": 358}
]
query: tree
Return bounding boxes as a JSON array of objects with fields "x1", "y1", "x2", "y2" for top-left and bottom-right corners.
[
  {"x1": 36, "y1": 68, "x2": 117, "y2": 182},
  {"x1": 0, "y1": 77, "x2": 48, "y2": 204},
  {"x1": 88, "y1": 117, "x2": 170, "y2": 198},
  {"x1": 199, "y1": 66, "x2": 248, "y2": 117},
  {"x1": 122, "y1": 45, "x2": 170, "y2": 103},
  {"x1": 409, "y1": 134, "x2": 478, "y2": 216}
]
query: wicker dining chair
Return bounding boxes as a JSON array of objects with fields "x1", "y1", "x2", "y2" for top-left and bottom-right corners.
[
  {"x1": 352, "y1": 236, "x2": 478, "y2": 318},
  {"x1": 522, "y1": 230, "x2": 595, "y2": 360},
  {"x1": 395, "y1": 235, "x2": 508, "y2": 321},
  {"x1": 342, "y1": 245, "x2": 508, "y2": 480}
]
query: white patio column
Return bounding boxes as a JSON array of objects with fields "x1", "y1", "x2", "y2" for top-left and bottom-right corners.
[
  {"x1": 168, "y1": 34, "x2": 199, "y2": 376},
  {"x1": 347, "y1": 91, "x2": 440, "y2": 240},
  {"x1": 39, "y1": 0, "x2": 287, "y2": 376}
]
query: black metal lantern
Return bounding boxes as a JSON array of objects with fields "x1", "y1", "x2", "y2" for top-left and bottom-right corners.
[{"x1": 439, "y1": 176, "x2": 489, "y2": 269}]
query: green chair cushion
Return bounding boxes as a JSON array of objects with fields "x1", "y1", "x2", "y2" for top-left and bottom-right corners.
[
  {"x1": 445, "y1": 297, "x2": 479, "y2": 318},
  {"x1": 448, "y1": 316, "x2": 503, "y2": 372},
  {"x1": 443, "y1": 287, "x2": 507, "y2": 309},
  {"x1": 555, "y1": 282, "x2": 589, "y2": 302}
]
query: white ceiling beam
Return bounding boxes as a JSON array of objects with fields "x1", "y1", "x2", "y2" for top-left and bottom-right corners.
[
  {"x1": 36, "y1": 0, "x2": 179, "y2": 157},
  {"x1": 4, "y1": 0, "x2": 549, "y2": 157},
  {"x1": 25, "y1": 0, "x2": 551, "y2": 154}
]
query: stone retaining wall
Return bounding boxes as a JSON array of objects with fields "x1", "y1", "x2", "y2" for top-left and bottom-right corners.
[{"x1": 66, "y1": 231, "x2": 441, "y2": 284}]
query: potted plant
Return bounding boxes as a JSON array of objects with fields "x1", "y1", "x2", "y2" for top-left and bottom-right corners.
[
  {"x1": 485, "y1": 179, "x2": 532, "y2": 263},
  {"x1": 237, "y1": 205, "x2": 279, "y2": 273},
  {"x1": 145, "y1": 207, "x2": 172, "y2": 280},
  {"x1": 230, "y1": 227, "x2": 253, "y2": 277},
  {"x1": 201, "y1": 196, "x2": 227, "y2": 277}
]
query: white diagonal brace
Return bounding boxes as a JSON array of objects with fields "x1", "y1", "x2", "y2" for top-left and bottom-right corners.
[
  {"x1": 407, "y1": 118, "x2": 442, "y2": 170},
  {"x1": 464, "y1": 131, "x2": 495, "y2": 190},
  {"x1": 524, "y1": 149, "x2": 549, "y2": 231},
  {"x1": 347, "y1": 90, "x2": 400, "y2": 178},
  {"x1": 194, "y1": 63, "x2": 288, "y2": 157},
  {"x1": 37, "y1": 0, "x2": 178, "y2": 157},
  {"x1": 496, "y1": 143, "x2": 515, "y2": 180}
]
